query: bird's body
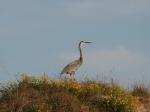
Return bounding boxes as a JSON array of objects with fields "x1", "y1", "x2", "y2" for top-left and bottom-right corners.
[
  {"x1": 60, "y1": 59, "x2": 82, "y2": 75},
  {"x1": 60, "y1": 41, "x2": 91, "y2": 79}
]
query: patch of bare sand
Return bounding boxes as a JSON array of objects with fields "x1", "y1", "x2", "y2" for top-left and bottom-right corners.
[{"x1": 137, "y1": 97, "x2": 150, "y2": 112}]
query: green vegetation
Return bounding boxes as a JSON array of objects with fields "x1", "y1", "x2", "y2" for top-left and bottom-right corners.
[
  {"x1": 0, "y1": 74, "x2": 149, "y2": 112},
  {"x1": 131, "y1": 83, "x2": 149, "y2": 98}
]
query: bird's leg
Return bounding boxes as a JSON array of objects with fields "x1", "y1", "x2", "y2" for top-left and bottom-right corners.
[
  {"x1": 72, "y1": 72, "x2": 75, "y2": 80},
  {"x1": 64, "y1": 76, "x2": 68, "y2": 81},
  {"x1": 69, "y1": 73, "x2": 74, "y2": 81},
  {"x1": 69, "y1": 73, "x2": 72, "y2": 80},
  {"x1": 65, "y1": 74, "x2": 69, "y2": 80}
]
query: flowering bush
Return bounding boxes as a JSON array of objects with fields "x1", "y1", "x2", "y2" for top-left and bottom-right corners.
[{"x1": 0, "y1": 74, "x2": 140, "y2": 112}]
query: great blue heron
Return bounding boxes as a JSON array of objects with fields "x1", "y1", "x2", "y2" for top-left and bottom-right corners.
[{"x1": 60, "y1": 41, "x2": 92, "y2": 79}]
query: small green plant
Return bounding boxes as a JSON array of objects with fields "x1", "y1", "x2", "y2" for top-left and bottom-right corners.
[
  {"x1": 131, "y1": 83, "x2": 150, "y2": 98},
  {"x1": 89, "y1": 85, "x2": 138, "y2": 112}
]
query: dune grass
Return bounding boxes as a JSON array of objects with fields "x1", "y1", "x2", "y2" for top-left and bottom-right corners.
[
  {"x1": 0, "y1": 74, "x2": 149, "y2": 112},
  {"x1": 131, "y1": 83, "x2": 149, "y2": 98}
]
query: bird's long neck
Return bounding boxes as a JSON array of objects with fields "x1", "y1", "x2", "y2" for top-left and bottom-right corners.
[{"x1": 79, "y1": 43, "x2": 83, "y2": 62}]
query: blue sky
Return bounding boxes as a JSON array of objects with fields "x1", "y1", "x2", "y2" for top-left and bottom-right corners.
[{"x1": 0, "y1": 0, "x2": 150, "y2": 86}]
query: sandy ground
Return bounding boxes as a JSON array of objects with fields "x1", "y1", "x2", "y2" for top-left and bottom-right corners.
[{"x1": 137, "y1": 97, "x2": 150, "y2": 112}]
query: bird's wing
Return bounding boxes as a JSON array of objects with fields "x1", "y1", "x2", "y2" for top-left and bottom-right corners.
[{"x1": 61, "y1": 59, "x2": 81, "y2": 74}]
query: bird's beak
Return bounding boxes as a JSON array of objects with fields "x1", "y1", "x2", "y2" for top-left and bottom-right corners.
[{"x1": 84, "y1": 41, "x2": 92, "y2": 44}]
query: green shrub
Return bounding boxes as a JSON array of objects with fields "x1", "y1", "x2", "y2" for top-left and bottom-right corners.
[{"x1": 131, "y1": 83, "x2": 149, "y2": 98}]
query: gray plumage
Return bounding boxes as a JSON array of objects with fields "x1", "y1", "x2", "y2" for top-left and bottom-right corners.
[{"x1": 60, "y1": 41, "x2": 91, "y2": 79}]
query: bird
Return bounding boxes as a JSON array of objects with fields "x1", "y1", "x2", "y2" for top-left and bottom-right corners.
[{"x1": 60, "y1": 41, "x2": 92, "y2": 79}]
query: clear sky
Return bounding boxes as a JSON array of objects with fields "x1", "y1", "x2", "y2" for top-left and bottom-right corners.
[{"x1": 0, "y1": 0, "x2": 150, "y2": 86}]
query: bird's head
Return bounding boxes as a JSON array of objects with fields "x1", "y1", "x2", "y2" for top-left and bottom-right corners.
[{"x1": 79, "y1": 40, "x2": 92, "y2": 47}]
